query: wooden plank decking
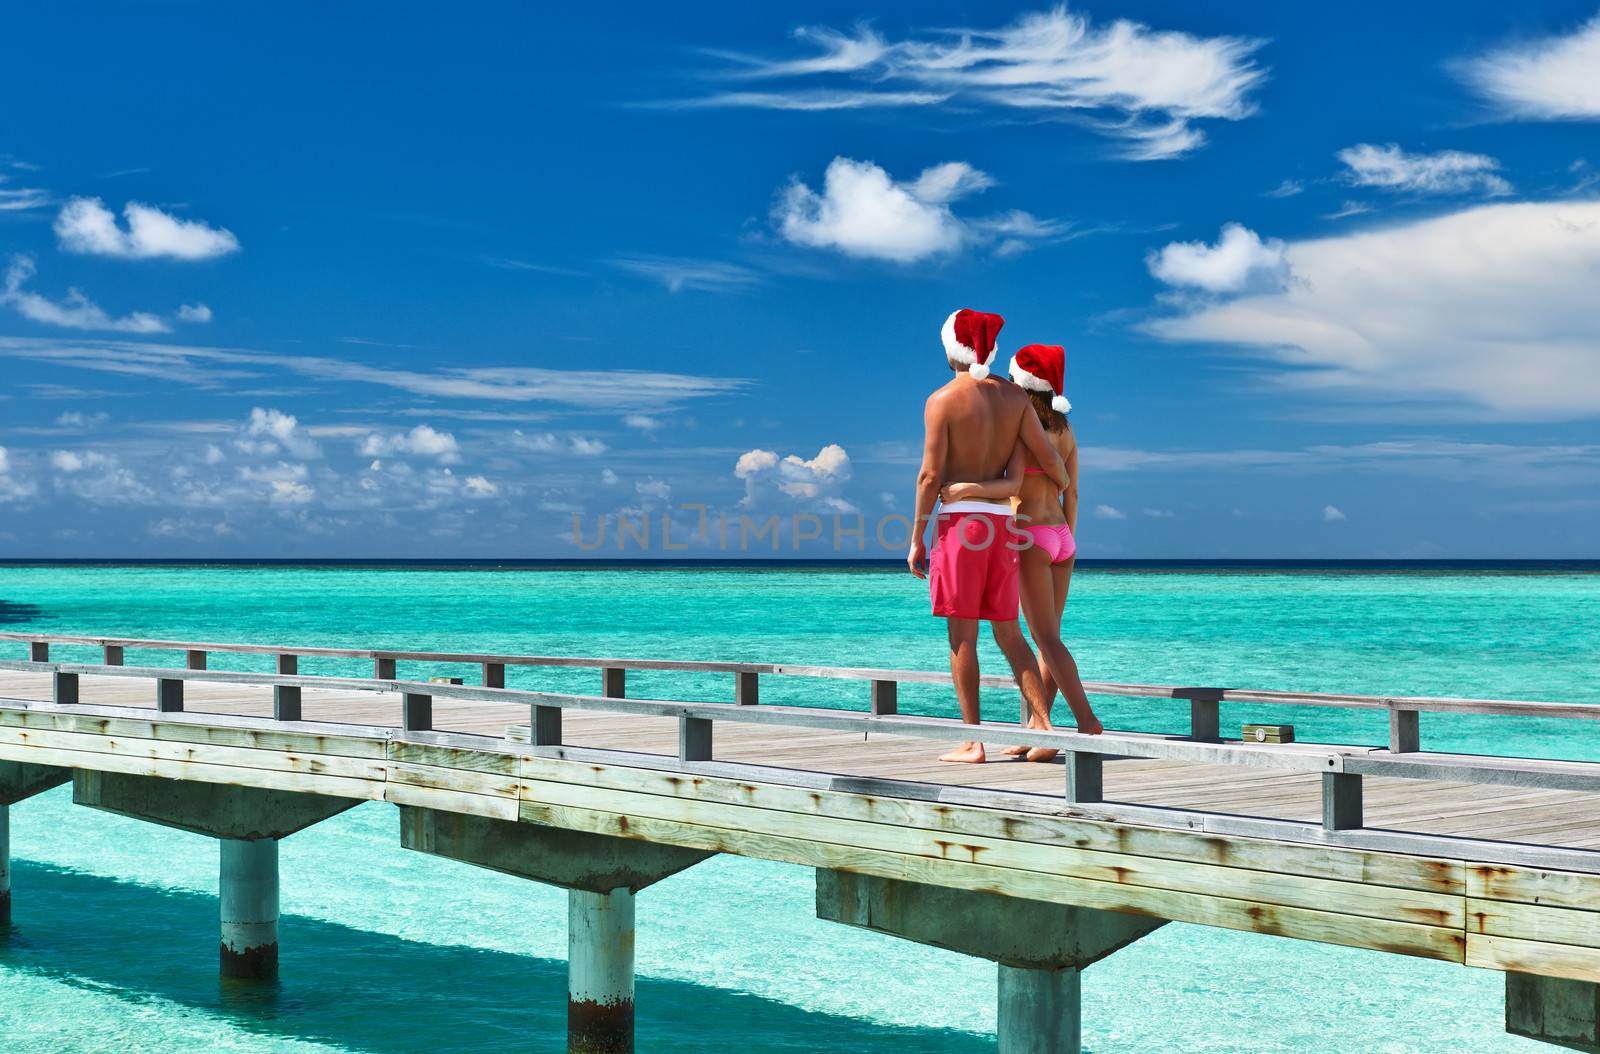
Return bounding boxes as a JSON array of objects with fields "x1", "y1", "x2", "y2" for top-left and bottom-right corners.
[{"x1": 2, "y1": 669, "x2": 1596, "y2": 851}]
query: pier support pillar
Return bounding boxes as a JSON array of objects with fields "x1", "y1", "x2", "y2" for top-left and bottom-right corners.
[
  {"x1": 73, "y1": 770, "x2": 356, "y2": 979},
  {"x1": 220, "y1": 838, "x2": 279, "y2": 979},
  {"x1": 0, "y1": 762, "x2": 72, "y2": 929},
  {"x1": 816, "y1": 870, "x2": 1165, "y2": 1054},
  {"x1": 1508, "y1": 972, "x2": 1600, "y2": 1053},
  {"x1": 569, "y1": 887, "x2": 635, "y2": 1054},
  {"x1": 998, "y1": 963, "x2": 1080, "y2": 1054},
  {"x1": 399, "y1": 808, "x2": 713, "y2": 1054}
]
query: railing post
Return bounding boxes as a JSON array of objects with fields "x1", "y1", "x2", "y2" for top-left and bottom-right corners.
[
  {"x1": 157, "y1": 678, "x2": 184, "y2": 712},
  {"x1": 28, "y1": 642, "x2": 47, "y2": 662},
  {"x1": 1322, "y1": 772, "x2": 1363, "y2": 831},
  {"x1": 1189, "y1": 691, "x2": 1222, "y2": 741},
  {"x1": 1389, "y1": 709, "x2": 1420, "y2": 753},
  {"x1": 532, "y1": 704, "x2": 563, "y2": 746},
  {"x1": 601, "y1": 667, "x2": 626, "y2": 699},
  {"x1": 103, "y1": 645, "x2": 124, "y2": 666},
  {"x1": 53, "y1": 670, "x2": 79, "y2": 706},
  {"x1": 680, "y1": 716, "x2": 713, "y2": 762},
  {"x1": 482, "y1": 662, "x2": 506, "y2": 689},
  {"x1": 402, "y1": 692, "x2": 433, "y2": 732},
  {"x1": 871, "y1": 679, "x2": 898, "y2": 716},
  {"x1": 1064, "y1": 752, "x2": 1102, "y2": 804},
  {"x1": 374, "y1": 656, "x2": 397, "y2": 680},
  {"x1": 735, "y1": 670, "x2": 759, "y2": 706},
  {"x1": 186, "y1": 649, "x2": 208, "y2": 671},
  {"x1": 274, "y1": 654, "x2": 302, "y2": 721}
]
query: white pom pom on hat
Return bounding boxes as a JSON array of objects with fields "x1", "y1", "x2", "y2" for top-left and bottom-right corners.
[
  {"x1": 941, "y1": 309, "x2": 1005, "y2": 378},
  {"x1": 1052, "y1": 394, "x2": 1072, "y2": 414}
]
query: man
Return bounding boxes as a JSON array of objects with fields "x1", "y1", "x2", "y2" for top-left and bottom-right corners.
[{"x1": 908, "y1": 309, "x2": 1068, "y2": 764}]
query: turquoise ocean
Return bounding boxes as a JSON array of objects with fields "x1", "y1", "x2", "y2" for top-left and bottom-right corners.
[{"x1": 0, "y1": 562, "x2": 1596, "y2": 1053}]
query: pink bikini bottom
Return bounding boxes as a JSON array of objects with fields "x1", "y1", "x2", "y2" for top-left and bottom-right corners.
[{"x1": 1025, "y1": 523, "x2": 1076, "y2": 564}]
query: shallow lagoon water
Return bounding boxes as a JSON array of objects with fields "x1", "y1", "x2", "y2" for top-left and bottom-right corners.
[{"x1": 1, "y1": 563, "x2": 1593, "y2": 1052}]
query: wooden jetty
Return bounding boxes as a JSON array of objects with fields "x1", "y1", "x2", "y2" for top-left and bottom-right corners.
[{"x1": 1, "y1": 631, "x2": 1599, "y2": 1053}]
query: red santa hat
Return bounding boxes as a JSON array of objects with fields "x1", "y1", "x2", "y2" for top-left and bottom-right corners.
[
  {"x1": 941, "y1": 309, "x2": 1005, "y2": 379},
  {"x1": 1009, "y1": 343, "x2": 1072, "y2": 414}
]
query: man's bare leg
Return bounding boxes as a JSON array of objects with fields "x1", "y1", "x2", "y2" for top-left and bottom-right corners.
[
  {"x1": 990, "y1": 619, "x2": 1053, "y2": 757},
  {"x1": 939, "y1": 617, "x2": 985, "y2": 763}
]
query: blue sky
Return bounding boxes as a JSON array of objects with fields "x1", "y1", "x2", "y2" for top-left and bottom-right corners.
[{"x1": 2, "y1": 1, "x2": 1599, "y2": 558}]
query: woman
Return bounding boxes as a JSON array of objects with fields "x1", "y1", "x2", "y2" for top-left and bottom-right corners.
[{"x1": 940, "y1": 343, "x2": 1102, "y2": 760}]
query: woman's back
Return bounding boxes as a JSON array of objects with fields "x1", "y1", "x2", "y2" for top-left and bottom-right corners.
[{"x1": 1015, "y1": 423, "x2": 1073, "y2": 526}]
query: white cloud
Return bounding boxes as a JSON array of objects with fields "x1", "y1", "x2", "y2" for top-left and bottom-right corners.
[
  {"x1": 1459, "y1": 14, "x2": 1600, "y2": 120},
  {"x1": 241, "y1": 408, "x2": 320, "y2": 459},
  {"x1": 623, "y1": 414, "x2": 661, "y2": 432},
  {"x1": 2, "y1": 255, "x2": 168, "y2": 333},
  {"x1": 1265, "y1": 179, "x2": 1304, "y2": 199},
  {"x1": 737, "y1": 444, "x2": 853, "y2": 508},
  {"x1": 1141, "y1": 507, "x2": 1175, "y2": 518},
  {"x1": 49, "y1": 450, "x2": 110, "y2": 473},
  {"x1": 775, "y1": 157, "x2": 1063, "y2": 263},
  {"x1": 0, "y1": 446, "x2": 33, "y2": 503},
  {"x1": 55, "y1": 411, "x2": 109, "y2": 430},
  {"x1": 1146, "y1": 200, "x2": 1600, "y2": 418},
  {"x1": 1323, "y1": 504, "x2": 1347, "y2": 522},
  {"x1": 611, "y1": 255, "x2": 762, "y2": 294},
  {"x1": 636, "y1": 478, "x2": 672, "y2": 500},
  {"x1": 678, "y1": 8, "x2": 1266, "y2": 159},
  {"x1": 463, "y1": 475, "x2": 499, "y2": 497},
  {"x1": 600, "y1": 468, "x2": 619, "y2": 485},
  {"x1": 1093, "y1": 504, "x2": 1127, "y2": 519},
  {"x1": 239, "y1": 462, "x2": 313, "y2": 505},
  {"x1": 177, "y1": 303, "x2": 213, "y2": 323},
  {"x1": 511, "y1": 431, "x2": 607, "y2": 457},
  {"x1": 55, "y1": 197, "x2": 240, "y2": 260},
  {"x1": 1336, "y1": 143, "x2": 1511, "y2": 196},
  {"x1": 1147, "y1": 223, "x2": 1291, "y2": 294},
  {"x1": 360, "y1": 424, "x2": 461, "y2": 462}
]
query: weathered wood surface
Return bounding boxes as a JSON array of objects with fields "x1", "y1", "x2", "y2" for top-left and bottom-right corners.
[{"x1": 1, "y1": 669, "x2": 1598, "y2": 982}]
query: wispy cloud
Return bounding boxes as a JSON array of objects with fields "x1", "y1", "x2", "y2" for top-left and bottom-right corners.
[
  {"x1": 1458, "y1": 14, "x2": 1600, "y2": 120},
  {"x1": 477, "y1": 255, "x2": 592, "y2": 278},
  {"x1": 55, "y1": 197, "x2": 239, "y2": 260},
  {"x1": 610, "y1": 254, "x2": 763, "y2": 293},
  {"x1": 1336, "y1": 143, "x2": 1511, "y2": 196},
  {"x1": 0, "y1": 174, "x2": 50, "y2": 212},
  {"x1": 0, "y1": 336, "x2": 751, "y2": 410},
  {"x1": 2, "y1": 255, "x2": 169, "y2": 333},
  {"x1": 667, "y1": 8, "x2": 1267, "y2": 160}
]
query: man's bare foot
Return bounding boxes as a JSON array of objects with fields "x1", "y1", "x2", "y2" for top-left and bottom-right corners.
[{"x1": 939, "y1": 741, "x2": 986, "y2": 764}]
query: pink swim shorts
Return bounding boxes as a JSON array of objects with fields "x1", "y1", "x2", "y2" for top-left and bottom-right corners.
[{"x1": 929, "y1": 512, "x2": 1021, "y2": 621}]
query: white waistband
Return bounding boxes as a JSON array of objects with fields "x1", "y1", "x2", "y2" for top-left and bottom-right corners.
[{"x1": 939, "y1": 500, "x2": 1012, "y2": 515}]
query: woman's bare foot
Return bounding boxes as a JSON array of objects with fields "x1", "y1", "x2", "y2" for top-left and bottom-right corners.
[
  {"x1": 939, "y1": 741, "x2": 986, "y2": 764},
  {"x1": 1024, "y1": 747, "x2": 1059, "y2": 764},
  {"x1": 1001, "y1": 744, "x2": 1030, "y2": 757},
  {"x1": 1074, "y1": 713, "x2": 1104, "y2": 736}
]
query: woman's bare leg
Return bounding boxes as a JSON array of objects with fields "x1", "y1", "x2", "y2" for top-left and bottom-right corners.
[{"x1": 1019, "y1": 547, "x2": 1102, "y2": 755}]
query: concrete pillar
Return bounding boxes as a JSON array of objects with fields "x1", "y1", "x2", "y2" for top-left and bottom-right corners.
[
  {"x1": 569, "y1": 887, "x2": 635, "y2": 1054},
  {"x1": 1508, "y1": 972, "x2": 1600, "y2": 1052},
  {"x1": 220, "y1": 838, "x2": 280, "y2": 980},
  {"x1": 400, "y1": 808, "x2": 713, "y2": 1054},
  {"x1": 817, "y1": 870, "x2": 1165, "y2": 1054},
  {"x1": 0, "y1": 804, "x2": 10, "y2": 930},
  {"x1": 998, "y1": 963, "x2": 1081, "y2": 1054}
]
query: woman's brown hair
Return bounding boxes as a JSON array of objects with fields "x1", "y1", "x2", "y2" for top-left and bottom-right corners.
[{"x1": 1025, "y1": 387, "x2": 1068, "y2": 433}]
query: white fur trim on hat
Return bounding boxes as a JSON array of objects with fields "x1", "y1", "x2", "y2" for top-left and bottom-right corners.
[
  {"x1": 1052, "y1": 394, "x2": 1072, "y2": 414},
  {"x1": 1008, "y1": 357, "x2": 1053, "y2": 393},
  {"x1": 941, "y1": 310, "x2": 976, "y2": 367}
]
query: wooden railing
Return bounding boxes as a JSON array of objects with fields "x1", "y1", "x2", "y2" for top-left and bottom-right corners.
[{"x1": 2, "y1": 632, "x2": 1599, "y2": 844}]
